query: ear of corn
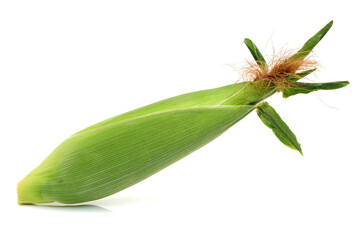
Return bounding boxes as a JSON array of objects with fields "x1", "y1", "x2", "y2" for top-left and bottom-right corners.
[
  {"x1": 17, "y1": 21, "x2": 349, "y2": 205},
  {"x1": 18, "y1": 81, "x2": 263, "y2": 204}
]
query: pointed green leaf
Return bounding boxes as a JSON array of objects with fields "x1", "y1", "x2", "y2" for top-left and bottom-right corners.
[
  {"x1": 282, "y1": 81, "x2": 349, "y2": 98},
  {"x1": 289, "y1": 20, "x2": 333, "y2": 61},
  {"x1": 286, "y1": 68, "x2": 317, "y2": 82},
  {"x1": 256, "y1": 102, "x2": 302, "y2": 154},
  {"x1": 244, "y1": 38, "x2": 268, "y2": 69}
]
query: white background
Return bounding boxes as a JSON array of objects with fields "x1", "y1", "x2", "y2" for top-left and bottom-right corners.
[{"x1": 0, "y1": 0, "x2": 359, "y2": 239}]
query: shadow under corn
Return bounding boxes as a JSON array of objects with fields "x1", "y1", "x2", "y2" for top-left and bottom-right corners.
[{"x1": 19, "y1": 203, "x2": 111, "y2": 213}]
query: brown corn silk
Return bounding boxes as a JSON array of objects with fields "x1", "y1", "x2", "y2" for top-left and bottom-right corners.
[{"x1": 242, "y1": 50, "x2": 318, "y2": 92}]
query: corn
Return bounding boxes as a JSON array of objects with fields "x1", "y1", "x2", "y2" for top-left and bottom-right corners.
[{"x1": 17, "y1": 21, "x2": 349, "y2": 205}]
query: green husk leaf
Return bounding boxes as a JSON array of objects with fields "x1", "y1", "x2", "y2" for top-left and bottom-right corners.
[
  {"x1": 256, "y1": 102, "x2": 302, "y2": 154},
  {"x1": 244, "y1": 38, "x2": 268, "y2": 69},
  {"x1": 77, "y1": 82, "x2": 270, "y2": 135},
  {"x1": 282, "y1": 81, "x2": 349, "y2": 98},
  {"x1": 289, "y1": 20, "x2": 333, "y2": 61},
  {"x1": 286, "y1": 68, "x2": 317, "y2": 82}
]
